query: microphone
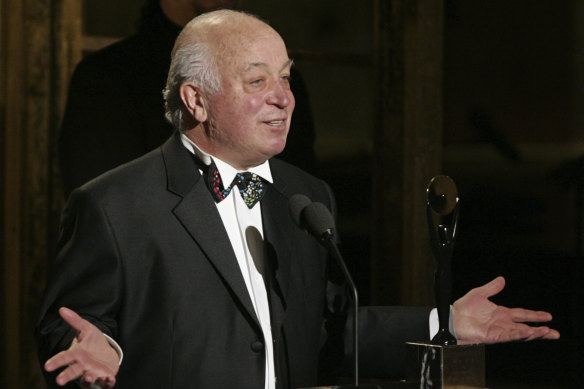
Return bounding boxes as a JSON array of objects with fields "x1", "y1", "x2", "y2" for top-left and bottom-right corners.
[
  {"x1": 292, "y1": 195, "x2": 336, "y2": 241},
  {"x1": 289, "y1": 195, "x2": 379, "y2": 389},
  {"x1": 288, "y1": 194, "x2": 312, "y2": 229}
]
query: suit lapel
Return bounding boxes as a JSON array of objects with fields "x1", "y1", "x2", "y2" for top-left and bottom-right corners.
[
  {"x1": 162, "y1": 133, "x2": 261, "y2": 330},
  {"x1": 260, "y1": 163, "x2": 296, "y2": 334}
]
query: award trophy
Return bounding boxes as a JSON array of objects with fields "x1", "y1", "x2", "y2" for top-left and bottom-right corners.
[{"x1": 406, "y1": 175, "x2": 485, "y2": 389}]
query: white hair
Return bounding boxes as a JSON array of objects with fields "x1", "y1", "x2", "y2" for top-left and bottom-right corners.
[
  {"x1": 163, "y1": 10, "x2": 271, "y2": 130},
  {"x1": 163, "y1": 40, "x2": 222, "y2": 130}
]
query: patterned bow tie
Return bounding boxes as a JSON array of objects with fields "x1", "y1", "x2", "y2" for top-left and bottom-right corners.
[{"x1": 207, "y1": 163, "x2": 264, "y2": 209}]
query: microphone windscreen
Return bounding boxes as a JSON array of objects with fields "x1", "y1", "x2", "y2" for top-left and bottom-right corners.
[
  {"x1": 302, "y1": 202, "x2": 335, "y2": 238},
  {"x1": 288, "y1": 194, "x2": 312, "y2": 228}
]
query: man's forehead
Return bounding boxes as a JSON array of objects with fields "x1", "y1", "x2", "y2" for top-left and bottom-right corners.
[
  {"x1": 242, "y1": 59, "x2": 294, "y2": 73},
  {"x1": 219, "y1": 34, "x2": 290, "y2": 74}
]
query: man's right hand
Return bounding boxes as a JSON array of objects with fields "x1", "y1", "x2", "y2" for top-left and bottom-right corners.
[{"x1": 44, "y1": 307, "x2": 119, "y2": 388}]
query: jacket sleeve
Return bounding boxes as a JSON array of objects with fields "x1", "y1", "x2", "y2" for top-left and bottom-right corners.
[
  {"x1": 320, "y1": 281, "x2": 432, "y2": 381},
  {"x1": 36, "y1": 188, "x2": 124, "y2": 372}
]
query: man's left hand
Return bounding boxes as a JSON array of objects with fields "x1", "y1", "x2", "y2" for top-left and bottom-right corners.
[{"x1": 452, "y1": 276, "x2": 560, "y2": 344}]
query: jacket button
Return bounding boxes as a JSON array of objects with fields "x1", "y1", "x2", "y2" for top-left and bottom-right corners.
[{"x1": 251, "y1": 341, "x2": 264, "y2": 352}]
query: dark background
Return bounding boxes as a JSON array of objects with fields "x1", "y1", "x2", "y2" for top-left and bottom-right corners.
[
  {"x1": 84, "y1": 1, "x2": 582, "y2": 387},
  {"x1": 15, "y1": 0, "x2": 584, "y2": 387}
]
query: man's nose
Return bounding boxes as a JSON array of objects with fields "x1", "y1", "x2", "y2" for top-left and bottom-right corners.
[{"x1": 266, "y1": 80, "x2": 293, "y2": 108}]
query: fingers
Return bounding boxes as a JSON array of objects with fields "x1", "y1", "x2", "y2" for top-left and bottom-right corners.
[
  {"x1": 59, "y1": 307, "x2": 93, "y2": 337},
  {"x1": 482, "y1": 325, "x2": 536, "y2": 343},
  {"x1": 94, "y1": 376, "x2": 117, "y2": 389},
  {"x1": 80, "y1": 374, "x2": 116, "y2": 389},
  {"x1": 56, "y1": 361, "x2": 85, "y2": 386},
  {"x1": 509, "y1": 307, "x2": 553, "y2": 323},
  {"x1": 45, "y1": 348, "x2": 117, "y2": 387},
  {"x1": 44, "y1": 349, "x2": 73, "y2": 373},
  {"x1": 489, "y1": 323, "x2": 560, "y2": 343},
  {"x1": 498, "y1": 308, "x2": 559, "y2": 341},
  {"x1": 476, "y1": 276, "x2": 506, "y2": 298},
  {"x1": 515, "y1": 325, "x2": 560, "y2": 342},
  {"x1": 47, "y1": 307, "x2": 119, "y2": 387},
  {"x1": 529, "y1": 327, "x2": 560, "y2": 341},
  {"x1": 543, "y1": 329, "x2": 561, "y2": 340}
]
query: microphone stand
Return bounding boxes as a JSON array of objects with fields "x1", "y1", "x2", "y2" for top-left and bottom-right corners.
[
  {"x1": 320, "y1": 231, "x2": 380, "y2": 389},
  {"x1": 322, "y1": 232, "x2": 359, "y2": 387},
  {"x1": 290, "y1": 197, "x2": 381, "y2": 389}
]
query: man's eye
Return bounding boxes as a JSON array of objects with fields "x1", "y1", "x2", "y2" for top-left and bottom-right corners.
[{"x1": 251, "y1": 79, "x2": 264, "y2": 85}]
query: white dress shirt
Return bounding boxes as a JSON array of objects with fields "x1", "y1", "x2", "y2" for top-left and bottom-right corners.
[{"x1": 181, "y1": 134, "x2": 276, "y2": 389}]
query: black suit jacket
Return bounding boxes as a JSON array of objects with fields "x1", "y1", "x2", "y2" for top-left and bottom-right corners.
[{"x1": 37, "y1": 132, "x2": 431, "y2": 389}]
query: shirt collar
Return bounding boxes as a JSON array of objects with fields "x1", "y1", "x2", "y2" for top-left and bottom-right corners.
[{"x1": 180, "y1": 132, "x2": 273, "y2": 184}]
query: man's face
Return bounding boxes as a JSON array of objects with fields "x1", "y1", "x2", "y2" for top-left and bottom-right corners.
[{"x1": 204, "y1": 26, "x2": 295, "y2": 169}]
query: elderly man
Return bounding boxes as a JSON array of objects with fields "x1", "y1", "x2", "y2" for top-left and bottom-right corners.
[{"x1": 37, "y1": 10, "x2": 559, "y2": 389}]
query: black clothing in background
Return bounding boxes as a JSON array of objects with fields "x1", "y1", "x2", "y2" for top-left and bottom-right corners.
[{"x1": 59, "y1": 4, "x2": 316, "y2": 198}]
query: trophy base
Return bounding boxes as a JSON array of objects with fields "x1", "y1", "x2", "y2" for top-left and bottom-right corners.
[{"x1": 406, "y1": 342, "x2": 485, "y2": 389}]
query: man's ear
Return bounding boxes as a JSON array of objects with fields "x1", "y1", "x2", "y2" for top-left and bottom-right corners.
[{"x1": 179, "y1": 83, "x2": 208, "y2": 123}]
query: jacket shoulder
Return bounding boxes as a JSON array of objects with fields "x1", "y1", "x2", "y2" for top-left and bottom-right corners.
[
  {"x1": 75, "y1": 147, "x2": 166, "y2": 199},
  {"x1": 269, "y1": 158, "x2": 335, "y2": 208}
]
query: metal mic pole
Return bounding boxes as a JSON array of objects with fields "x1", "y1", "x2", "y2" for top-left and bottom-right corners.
[
  {"x1": 290, "y1": 196, "x2": 381, "y2": 389},
  {"x1": 322, "y1": 233, "x2": 359, "y2": 387}
]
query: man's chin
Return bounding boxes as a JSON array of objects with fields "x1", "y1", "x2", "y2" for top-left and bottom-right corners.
[{"x1": 268, "y1": 144, "x2": 287, "y2": 159}]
